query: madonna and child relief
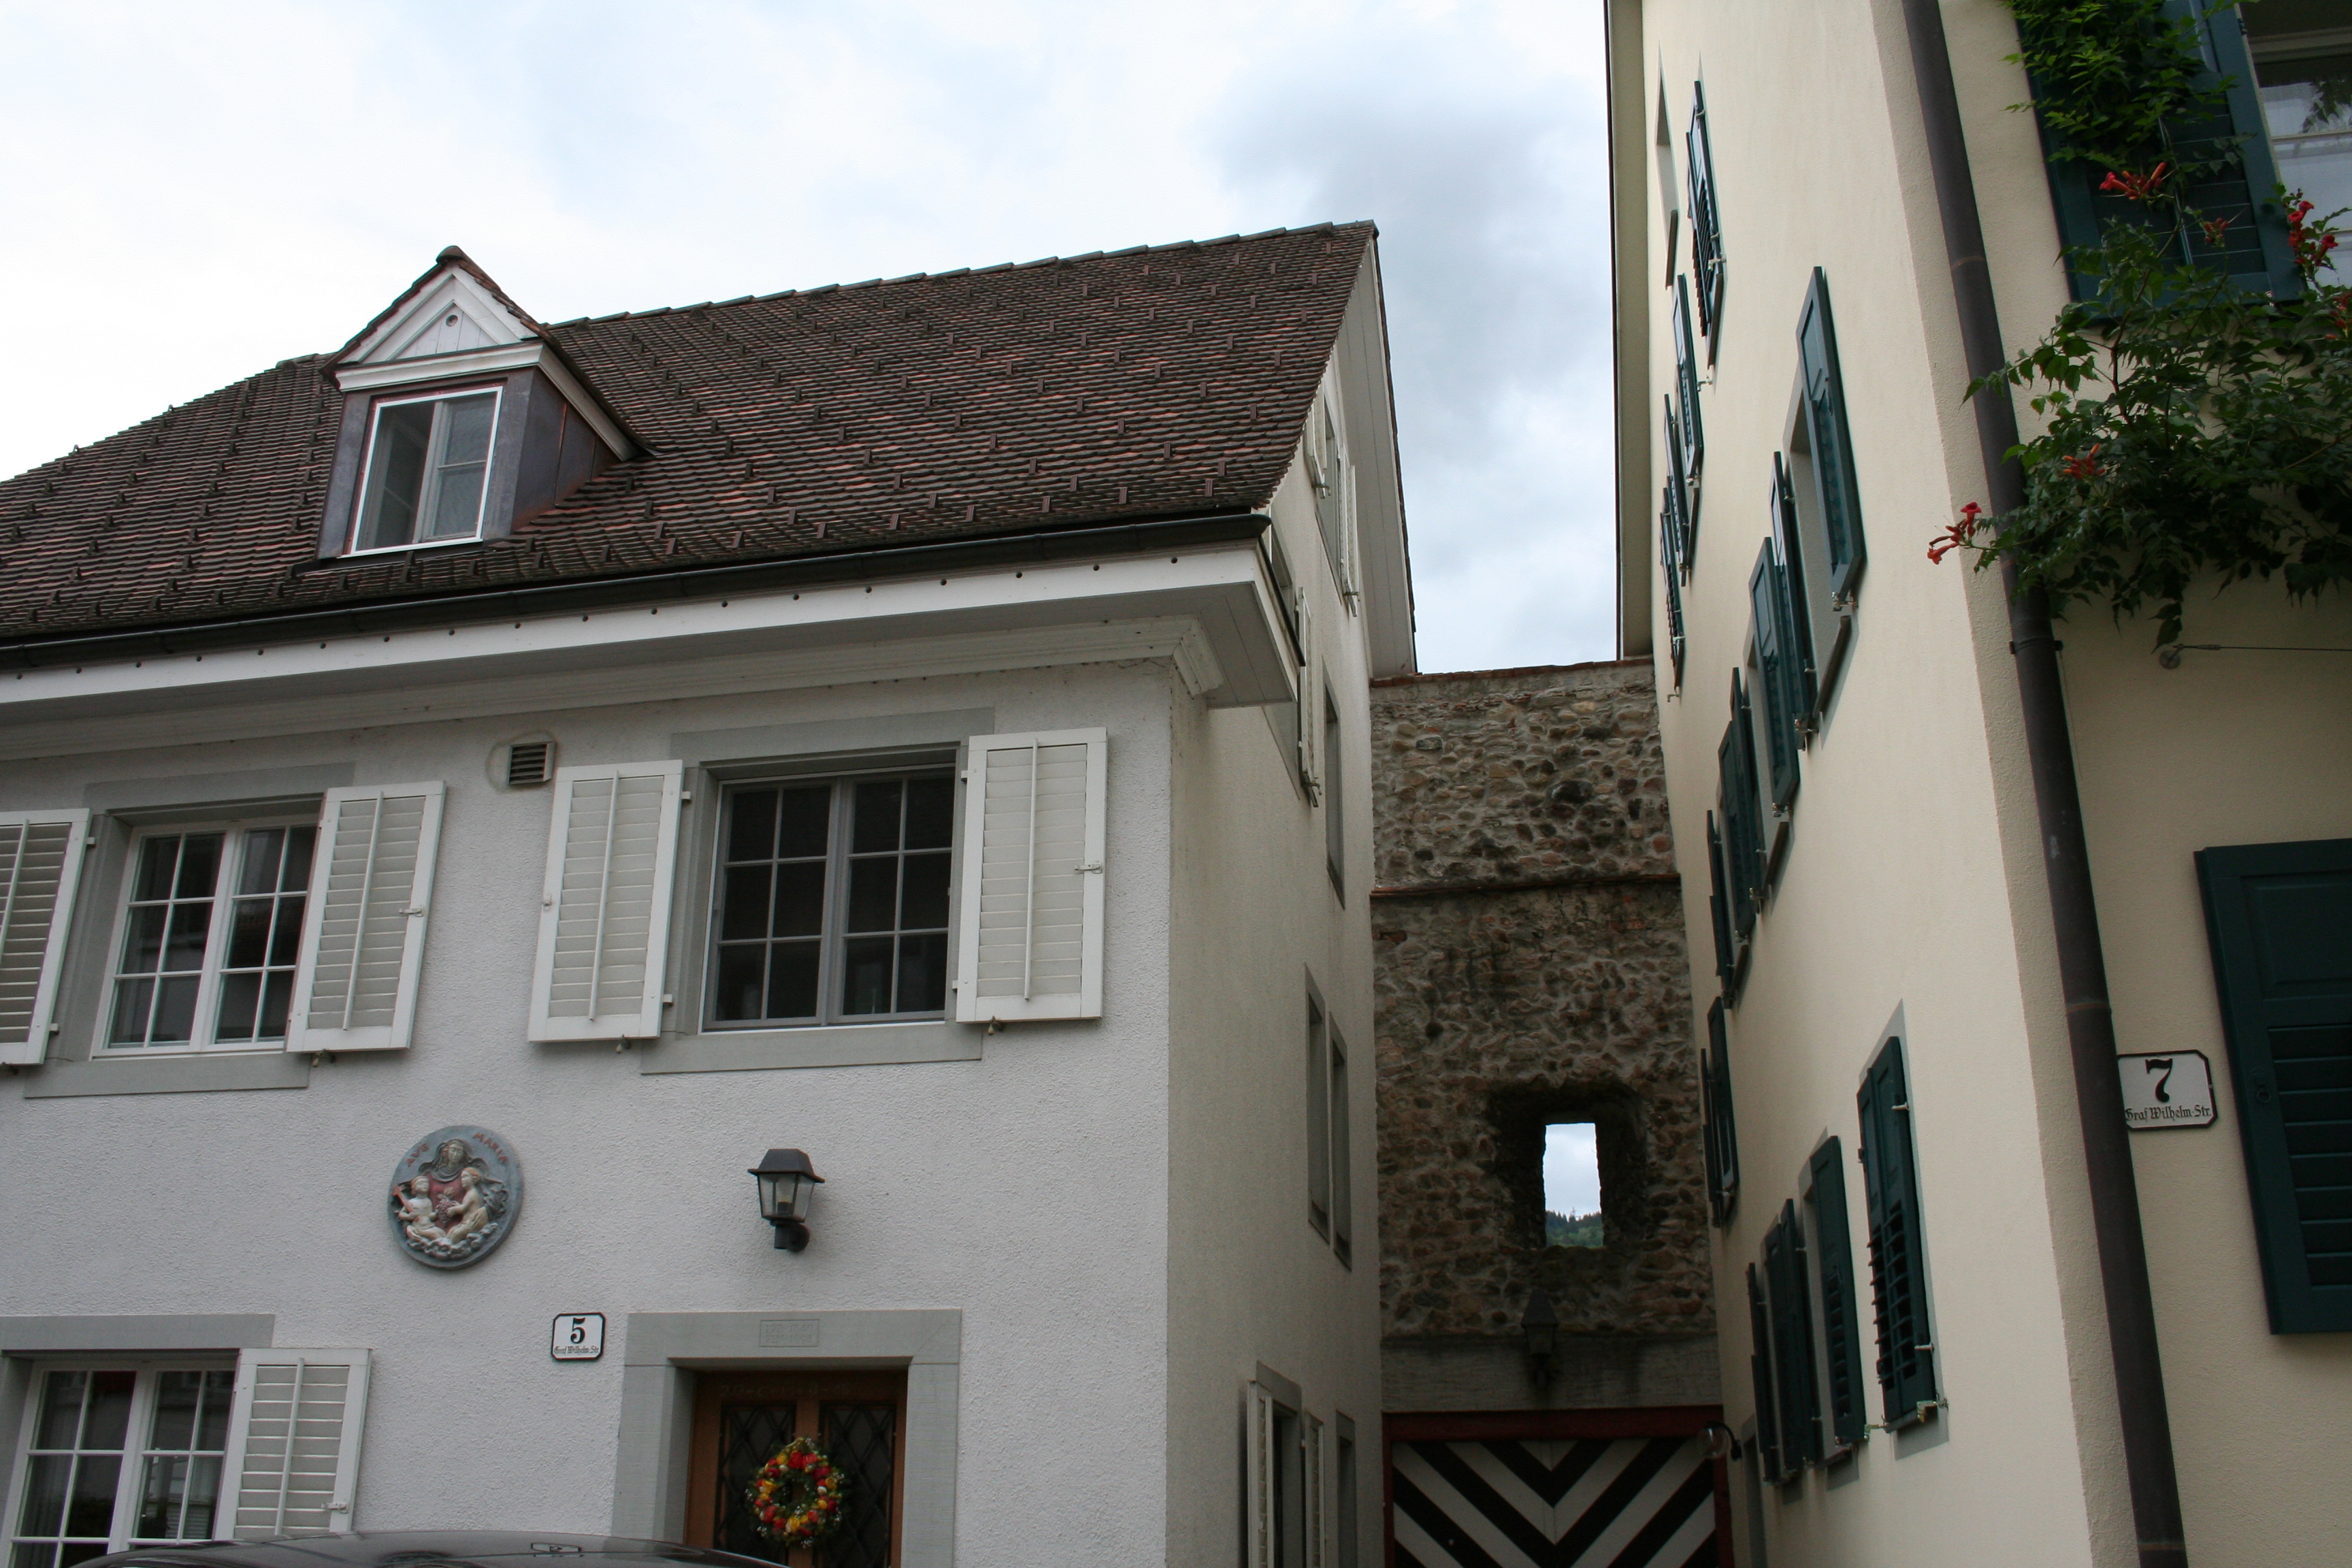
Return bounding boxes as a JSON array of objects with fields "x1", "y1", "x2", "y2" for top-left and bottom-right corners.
[{"x1": 387, "y1": 1126, "x2": 522, "y2": 1268}]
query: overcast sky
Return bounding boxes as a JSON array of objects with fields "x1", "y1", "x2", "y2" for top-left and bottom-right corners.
[{"x1": 0, "y1": 0, "x2": 1614, "y2": 672}]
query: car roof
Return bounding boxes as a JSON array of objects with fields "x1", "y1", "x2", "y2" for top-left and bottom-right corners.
[{"x1": 91, "y1": 1531, "x2": 769, "y2": 1568}]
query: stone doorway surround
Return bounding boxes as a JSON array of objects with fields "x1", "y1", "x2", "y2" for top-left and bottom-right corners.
[{"x1": 610, "y1": 1311, "x2": 960, "y2": 1567}]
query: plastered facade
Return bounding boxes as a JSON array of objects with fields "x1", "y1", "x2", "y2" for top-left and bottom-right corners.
[{"x1": 1369, "y1": 662, "x2": 1716, "y2": 1415}]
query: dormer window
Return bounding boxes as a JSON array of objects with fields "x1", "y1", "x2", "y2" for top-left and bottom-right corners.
[{"x1": 352, "y1": 387, "x2": 502, "y2": 552}]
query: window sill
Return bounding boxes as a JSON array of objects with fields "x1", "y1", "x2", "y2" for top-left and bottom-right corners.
[
  {"x1": 22, "y1": 1051, "x2": 310, "y2": 1098},
  {"x1": 638, "y1": 1021, "x2": 981, "y2": 1075}
]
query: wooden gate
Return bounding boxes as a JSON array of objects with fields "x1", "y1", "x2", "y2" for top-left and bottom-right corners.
[{"x1": 1385, "y1": 1409, "x2": 1729, "y2": 1568}]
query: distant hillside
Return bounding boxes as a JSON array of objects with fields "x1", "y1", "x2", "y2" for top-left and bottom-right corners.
[{"x1": 1546, "y1": 1210, "x2": 1603, "y2": 1248}]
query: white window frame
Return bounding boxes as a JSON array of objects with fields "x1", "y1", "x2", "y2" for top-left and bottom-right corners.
[
  {"x1": 3, "y1": 1358, "x2": 239, "y2": 1563},
  {"x1": 94, "y1": 816, "x2": 316, "y2": 1057},
  {"x1": 343, "y1": 384, "x2": 503, "y2": 556}
]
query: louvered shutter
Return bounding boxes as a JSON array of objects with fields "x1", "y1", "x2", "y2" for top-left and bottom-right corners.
[
  {"x1": 2195, "y1": 837, "x2": 2352, "y2": 1333},
  {"x1": 1296, "y1": 591, "x2": 1324, "y2": 802},
  {"x1": 2031, "y1": 1, "x2": 2298, "y2": 301},
  {"x1": 1717, "y1": 675, "x2": 1766, "y2": 941},
  {"x1": 1809, "y1": 1137, "x2": 1869, "y2": 1449},
  {"x1": 1797, "y1": 269, "x2": 1867, "y2": 604},
  {"x1": 1687, "y1": 80, "x2": 1726, "y2": 336},
  {"x1": 1859, "y1": 1036, "x2": 1939, "y2": 1424},
  {"x1": 0, "y1": 808, "x2": 90, "y2": 1066},
  {"x1": 955, "y1": 728, "x2": 1107, "y2": 1024},
  {"x1": 1703, "y1": 998, "x2": 1739, "y2": 1225},
  {"x1": 286, "y1": 784, "x2": 445, "y2": 1054},
  {"x1": 219, "y1": 1348, "x2": 370, "y2": 1537},
  {"x1": 1744, "y1": 1264, "x2": 1782, "y2": 1486},
  {"x1": 1664, "y1": 400, "x2": 1697, "y2": 570},
  {"x1": 529, "y1": 760, "x2": 683, "y2": 1042},
  {"x1": 1767, "y1": 1201, "x2": 1823, "y2": 1473},
  {"x1": 1673, "y1": 278, "x2": 1705, "y2": 478},
  {"x1": 1659, "y1": 489, "x2": 1687, "y2": 688},
  {"x1": 1748, "y1": 540, "x2": 1802, "y2": 811},
  {"x1": 1305, "y1": 1414, "x2": 1327, "y2": 1568},
  {"x1": 1705, "y1": 813, "x2": 1737, "y2": 996},
  {"x1": 1339, "y1": 462, "x2": 1362, "y2": 612},
  {"x1": 1767, "y1": 453, "x2": 1820, "y2": 719},
  {"x1": 1245, "y1": 1380, "x2": 1275, "y2": 1568}
]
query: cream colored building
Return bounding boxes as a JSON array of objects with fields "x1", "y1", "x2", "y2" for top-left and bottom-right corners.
[{"x1": 1606, "y1": 2, "x2": 2352, "y2": 1565}]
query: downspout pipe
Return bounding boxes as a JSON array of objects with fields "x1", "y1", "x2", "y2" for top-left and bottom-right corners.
[{"x1": 1897, "y1": 4, "x2": 2189, "y2": 1566}]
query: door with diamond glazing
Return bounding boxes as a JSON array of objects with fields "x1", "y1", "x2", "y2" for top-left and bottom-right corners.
[{"x1": 685, "y1": 1371, "x2": 904, "y2": 1568}]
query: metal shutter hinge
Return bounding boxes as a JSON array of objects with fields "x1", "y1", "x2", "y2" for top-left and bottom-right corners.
[
  {"x1": 401, "y1": 906, "x2": 426, "y2": 917},
  {"x1": 1077, "y1": 862, "x2": 1103, "y2": 874}
]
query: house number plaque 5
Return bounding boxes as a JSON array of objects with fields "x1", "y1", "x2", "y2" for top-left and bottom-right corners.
[{"x1": 551, "y1": 1313, "x2": 606, "y2": 1361}]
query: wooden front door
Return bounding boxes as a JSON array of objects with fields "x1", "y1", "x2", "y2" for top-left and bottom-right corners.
[{"x1": 685, "y1": 1370, "x2": 906, "y2": 1568}]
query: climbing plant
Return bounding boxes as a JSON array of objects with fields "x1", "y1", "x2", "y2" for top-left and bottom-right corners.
[{"x1": 1930, "y1": 0, "x2": 2352, "y2": 647}]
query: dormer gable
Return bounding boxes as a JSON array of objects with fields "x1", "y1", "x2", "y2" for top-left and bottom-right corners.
[{"x1": 316, "y1": 248, "x2": 636, "y2": 559}]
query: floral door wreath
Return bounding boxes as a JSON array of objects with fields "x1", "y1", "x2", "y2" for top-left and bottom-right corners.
[{"x1": 749, "y1": 1437, "x2": 846, "y2": 1547}]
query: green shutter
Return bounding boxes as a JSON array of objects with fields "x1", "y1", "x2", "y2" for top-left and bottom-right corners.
[
  {"x1": 1858, "y1": 1036, "x2": 1939, "y2": 1426},
  {"x1": 1768, "y1": 453, "x2": 1820, "y2": 721},
  {"x1": 1673, "y1": 277, "x2": 1705, "y2": 478},
  {"x1": 1665, "y1": 398, "x2": 1698, "y2": 568},
  {"x1": 1766, "y1": 1202, "x2": 1824, "y2": 1473},
  {"x1": 1748, "y1": 540, "x2": 1803, "y2": 811},
  {"x1": 2031, "y1": 1, "x2": 2299, "y2": 301},
  {"x1": 1718, "y1": 673, "x2": 1766, "y2": 942},
  {"x1": 1796, "y1": 268, "x2": 1866, "y2": 604},
  {"x1": 1688, "y1": 81, "x2": 1727, "y2": 339},
  {"x1": 1808, "y1": 1136, "x2": 1868, "y2": 1452},
  {"x1": 1705, "y1": 998, "x2": 1740, "y2": 1226},
  {"x1": 2195, "y1": 837, "x2": 2352, "y2": 1333},
  {"x1": 1659, "y1": 487, "x2": 1686, "y2": 688},
  {"x1": 1746, "y1": 1264, "x2": 1783, "y2": 1484},
  {"x1": 1706, "y1": 813, "x2": 1738, "y2": 997}
]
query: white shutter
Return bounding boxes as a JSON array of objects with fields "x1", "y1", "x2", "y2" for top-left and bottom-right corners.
[
  {"x1": 529, "y1": 759, "x2": 683, "y2": 1041},
  {"x1": 1306, "y1": 1413, "x2": 1328, "y2": 1568},
  {"x1": 1245, "y1": 1380, "x2": 1275, "y2": 1568},
  {"x1": 0, "y1": 808, "x2": 90, "y2": 1066},
  {"x1": 953, "y1": 729, "x2": 1106, "y2": 1024},
  {"x1": 1339, "y1": 461, "x2": 1362, "y2": 613},
  {"x1": 1296, "y1": 589, "x2": 1324, "y2": 803},
  {"x1": 219, "y1": 1348, "x2": 370, "y2": 1537},
  {"x1": 287, "y1": 784, "x2": 445, "y2": 1054}
]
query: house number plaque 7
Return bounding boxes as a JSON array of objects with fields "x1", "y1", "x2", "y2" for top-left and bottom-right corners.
[{"x1": 551, "y1": 1313, "x2": 606, "y2": 1361}]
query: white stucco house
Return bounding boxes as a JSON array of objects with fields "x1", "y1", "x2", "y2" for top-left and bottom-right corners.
[{"x1": 0, "y1": 225, "x2": 1412, "y2": 1568}]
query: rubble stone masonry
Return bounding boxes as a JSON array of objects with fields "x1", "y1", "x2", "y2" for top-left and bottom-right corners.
[{"x1": 1371, "y1": 660, "x2": 1716, "y2": 1410}]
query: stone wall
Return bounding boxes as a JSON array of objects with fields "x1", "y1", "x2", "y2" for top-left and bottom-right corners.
[{"x1": 1370, "y1": 660, "x2": 1716, "y2": 1409}]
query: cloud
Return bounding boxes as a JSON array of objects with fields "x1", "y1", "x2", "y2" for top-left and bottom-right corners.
[{"x1": 0, "y1": 0, "x2": 1616, "y2": 670}]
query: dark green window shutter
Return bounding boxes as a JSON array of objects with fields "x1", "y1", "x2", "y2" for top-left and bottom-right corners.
[
  {"x1": 1808, "y1": 1136, "x2": 1868, "y2": 1451},
  {"x1": 1687, "y1": 81, "x2": 1726, "y2": 338},
  {"x1": 1673, "y1": 277, "x2": 1704, "y2": 478},
  {"x1": 1766, "y1": 1202, "x2": 1823, "y2": 1473},
  {"x1": 1704, "y1": 998, "x2": 1740, "y2": 1226},
  {"x1": 1746, "y1": 1264, "x2": 1782, "y2": 1484},
  {"x1": 1705, "y1": 813, "x2": 1737, "y2": 996},
  {"x1": 1717, "y1": 673, "x2": 1766, "y2": 942},
  {"x1": 1748, "y1": 540, "x2": 1803, "y2": 811},
  {"x1": 2195, "y1": 837, "x2": 2352, "y2": 1333},
  {"x1": 1665, "y1": 398, "x2": 1697, "y2": 568},
  {"x1": 2031, "y1": 1, "x2": 2298, "y2": 301},
  {"x1": 1796, "y1": 267, "x2": 1865, "y2": 605},
  {"x1": 1858, "y1": 1036, "x2": 1939, "y2": 1426},
  {"x1": 1767, "y1": 453, "x2": 1820, "y2": 721},
  {"x1": 1659, "y1": 487, "x2": 1686, "y2": 687}
]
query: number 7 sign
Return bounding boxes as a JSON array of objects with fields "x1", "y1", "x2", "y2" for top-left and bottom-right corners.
[{"x1": 551, "y1": 1313, "x2": 606, "y2": 1361}]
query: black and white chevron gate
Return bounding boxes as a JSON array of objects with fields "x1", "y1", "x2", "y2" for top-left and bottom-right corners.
[{"x1": 1385, "y1": 1411, "x2": 1729, "y2": 1568}]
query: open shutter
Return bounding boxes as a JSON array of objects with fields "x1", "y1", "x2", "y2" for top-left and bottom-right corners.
[
  {"x1": 1809, "y1": 1136, "x2": 1869, "y2": 1451},
  {"x1": 954, "y1": 728, "x2": 1107, "y2": 1024},
  {"x1": 220, "y1": 1348, "x2": 370, "y2": 1537},
  {"x1": 1767, "y1": 1201, "x2": 1824, "y2": 1472},
  {"x1": 1705, "y1": 815, "x2": 1737, "y2": 997},
  {"x1": 1717, "y1": 674, "x2": 1766, "y2": 942},
  {"x1": 1659, "y1": 489, "x2": 1687, "y2": 688},
  {"x1": 287, "y1": 784, "x2": 445, "y2": 1054},
  {"x1": 1767, "y1": 454, "x2": 1820, "y2": 719},
  {"x1": 1296, "y1": 592, "x2": 1323, "y2": 801},
  {"x1": 1339, "y1": 462, "x2": 1362, "y2": 613},
  {"x1": 1664, "y1": 400, "x2": 1698, "y2": 570},
  {"x1": 1245, "y1": 1380, "x2": 1275, "y2": 1568},
  {"x1": 1305, "y1": 1414, "x2": 1327, "y2": 1568},
  {"x1": 1687, "y1": 80, "x2": 1726, "y2": 338},
  {"x1": 1859, "y1": 1036, "x2": 1939, "y2": 1425},
  {"x1": 1797, "y1": 269, "x2": 1867, "y2": 605},
  {"x1": 1672, "y1": 278, "x2": 1705, "y2": 478},
  {"x1": 528, "y1": 760, "x2": 683, "y2": 1042},
  {"x1": 1702, "y1": 998, "x2": 1740, "y2": 1225},
  {"x1": 0, "y1": 808, "x2": 91, "y2": 1066},
  {"x1": 2196, "y1": 837, "x2": 2352, "y2": 1333},
  {"x1": 1745, "y1": 1264, "x2": 1782, "y2": 1486},
  {"x1": 1748, "y1": 541, "x2": 1803, "y2": 811},
  {"x1": 1330, "y1": 1032, "x2": 1354, "y2": 1266}
]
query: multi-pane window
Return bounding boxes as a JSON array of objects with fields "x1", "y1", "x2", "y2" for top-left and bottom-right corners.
[
  {"x1": 1305, "y1": 990, "x2": 1353, "y2": 1265},
  {"x1": 350, "y1": 387, "x2": 500, "y2": 553},
  {"x1": 104, "y1": 824, "x2": 315, "y2": 1052},
  {"x1": 1322, "y1": 685, "x2": 1344, "y2": 896},
  {"x1": 6, "y1": 1367, "x2": 234, "y2": 1568},
  {"x1": 708, "y1": 773, "x2": 953, "y2": 1028}
]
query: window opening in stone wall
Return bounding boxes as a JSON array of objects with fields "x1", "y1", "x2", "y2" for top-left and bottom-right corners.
[{"x1": 1544, "y1": 1121, "x2": 1603, "y2": 1247}]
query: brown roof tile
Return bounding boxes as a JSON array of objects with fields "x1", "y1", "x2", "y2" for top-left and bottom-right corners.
[{"x1": 0, "y1": 223, "x2": 1372, "y2": 644}]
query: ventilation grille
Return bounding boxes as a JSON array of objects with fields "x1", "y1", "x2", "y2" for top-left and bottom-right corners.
[{"x1": 506, "y1": 740, "x2": 553, "y2": 787}]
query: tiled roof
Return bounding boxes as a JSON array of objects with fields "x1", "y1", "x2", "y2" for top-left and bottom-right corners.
[{"x1": 0, "y1": 223, "x2": 1373, "y2": 645}]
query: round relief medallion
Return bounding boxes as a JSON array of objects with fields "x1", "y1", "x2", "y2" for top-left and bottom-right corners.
[{"x1": 387, "y1": 1126, "x2": 523, "y2": 1269}]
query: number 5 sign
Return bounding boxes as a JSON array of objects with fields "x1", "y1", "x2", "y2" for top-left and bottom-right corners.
[{"x1": 551, "y1": 1313, "x2": 606, "y2": 1361}]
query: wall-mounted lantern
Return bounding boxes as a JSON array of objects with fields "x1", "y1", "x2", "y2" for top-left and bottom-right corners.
[
  {"x1": 749, "y1": 1148, "x2": 826, "y2": 1252},
  {"x1": 1521, "y1": 1287, "x2": 1559, "y2": 1379}
]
